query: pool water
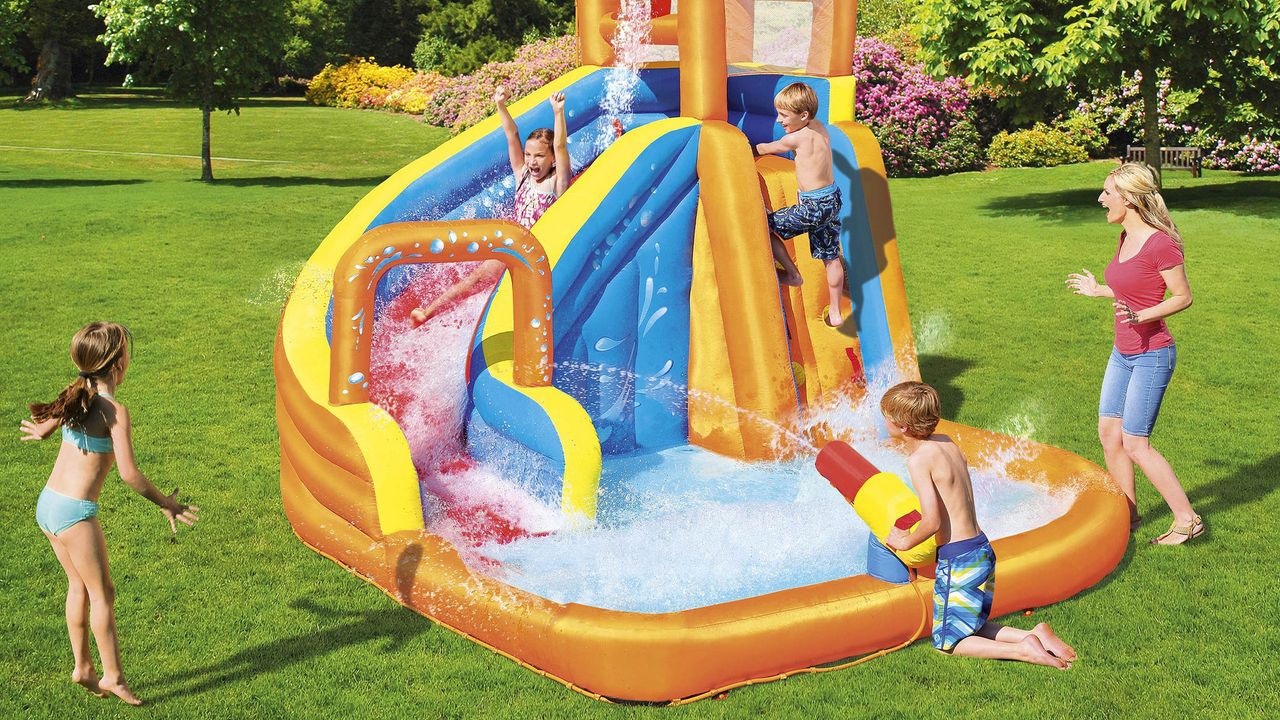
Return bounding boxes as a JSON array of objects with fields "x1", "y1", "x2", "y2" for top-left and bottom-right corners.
[{"x1": 368, "y1": 265, "x2": 1078, "y2": 613}]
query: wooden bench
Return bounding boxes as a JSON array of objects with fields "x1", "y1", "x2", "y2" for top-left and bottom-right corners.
[{"x1": 1127, "y1": 145, "x2": 1202, "y2": 177}]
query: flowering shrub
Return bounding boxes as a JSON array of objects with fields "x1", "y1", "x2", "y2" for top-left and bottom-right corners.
[
  {"x1": 422, "y1": 35, "x2": 578, "y2": 132},
  {"x1": 306, "y1": 57, "x2": 416, "y2": 109},
  {"x1": 1205, "y1": 135, "x2": 1280, "y2": 174},
  {"x1": 987, "y1": 124, "x2": 1088, "y2": 168},
  {"x1": 1075, "y1": 72, "x2": 1279, "y2": 174},
  {"x1": 1057, "y1": 114, "x2": 1108, "y2": 158},
  {"x1": 854, "y1": 37, "x2": 982, "y2": 176}
]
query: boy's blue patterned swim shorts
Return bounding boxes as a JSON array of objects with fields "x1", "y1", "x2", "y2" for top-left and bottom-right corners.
[
  {"x1": 932, "y1": 532, "x2": 996, "y2": 651},
  {"x1": 766, "y1": 184, "x2": 843, "y2": 261}
]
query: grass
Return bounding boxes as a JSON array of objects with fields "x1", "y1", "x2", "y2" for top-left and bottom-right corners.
[{"x1": 2, "y1": 87, "x2": 1278, "y2": 719}]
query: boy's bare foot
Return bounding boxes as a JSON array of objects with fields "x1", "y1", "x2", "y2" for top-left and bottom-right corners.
[
  {"x1": 98, "y1": 676, "x2": 143, "y2": 706},
  {"x1": 824, "y1": 308, "x2": 843, "y2": 328},
  {"x1": 410, "y1": 307, "x2": 431, "y2": 328},
  {"x1": 1019, "y1": 635, "x2": 1068, "y2": 670},
  {"x1": 1031, "y1": 622, "x2": 1077, "y2": 662},
  {"x1": 777, "y1": 268, "x2": 803, "y2": 287},
  {"x1": 72, "y1": 666, "x2": 108, "y2": 698}
]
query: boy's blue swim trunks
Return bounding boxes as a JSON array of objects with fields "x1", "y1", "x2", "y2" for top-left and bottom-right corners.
[
  {"x1": 932, "y1": 532, "x2": 996, "y2": 651},
  {"x1": 766, "y1": 184, "x2": 843, "y2": 261}
]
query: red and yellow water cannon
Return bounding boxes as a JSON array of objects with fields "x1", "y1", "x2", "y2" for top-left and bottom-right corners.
[{"x1": 815, "y1": 440, "x2": 938, "y2": 567}]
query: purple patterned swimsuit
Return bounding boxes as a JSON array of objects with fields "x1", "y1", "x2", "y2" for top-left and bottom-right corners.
[{"x1": 513, "y1": 166, "x2": 559, "y2": 228}]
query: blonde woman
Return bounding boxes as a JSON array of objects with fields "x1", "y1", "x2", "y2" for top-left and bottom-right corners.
[{"x1": 1066, "y1": 163, "x2": 1202, "y2": 545}]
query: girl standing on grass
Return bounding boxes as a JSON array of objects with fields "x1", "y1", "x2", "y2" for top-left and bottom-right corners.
[
  {"x1": 1066, "y1": 163, "x2": 1202, "y2": 545},
  {"x1": 411, "y1": 86, "x2": 571, "y2": 326},
  {"x1": 20, "y1": 322, "x2": 199, "y2": 705}
]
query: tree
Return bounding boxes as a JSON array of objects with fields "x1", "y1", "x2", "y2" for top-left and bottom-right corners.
[
  {"x1": 282, "y1": 0, "x2": 354, "y2": 78},
  {"x1": 917, "y1": 0, "x2": 1280, "y2": 180},
  {"x1": 0, "y1": 0, "x2": 28, "y2": 86},
  {"x1": 93, "y1": 0, "x2": 287, "y2": 181},
  {"x1": 417, "y1": 0, "x2": 573, "y2": 75}
]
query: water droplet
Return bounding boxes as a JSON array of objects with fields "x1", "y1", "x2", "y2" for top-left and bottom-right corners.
[
  {"x1": 448, "y1": 231, "x2": 458, "y2": 243},
  {"x1": 495, "y1": 229, "x2": 504, "y2": 238},
  {"x1": 364, "y1": 256, "x2": 374, "y2": 264},
  {"x1": 383, "y1": 246, "x2": 394, "y2": 254},
  {"x1": 430, "y1": 239, "x2": 444, "y2": 253},
  {"x1": 531, "y1": 318, "x2": 541, "y2": 328},
  {"x1": 545, "y1": 312, "x2": 551, "y2": 320},
  {"x1": 540, "y1": 344, "x2": 547, "y2": 352},
  {"x1": 467, "y1": 242, "x2": 479, "y2": 253},
  {"x1": 348, "y1": 372, "x2": 365, "y2": 384},
  {"x1": 462, "y1": 232, "x2": 469, "y2": 238},
  {"x1": 640, "y1": 210, "x2": 652, "y2": 227},
  {"x1": 503, "y1": 238, "x2": 514, "y2": 246},
  {"x1": 361, "y1": 382, "x2": 369, "y2": 389}
]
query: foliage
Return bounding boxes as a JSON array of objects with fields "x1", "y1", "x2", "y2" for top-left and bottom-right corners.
[
  {"x1": 987, "y1": 124, "x2": 1088, "y2": 168},
  {"x1": 416, "y1": 0, "x2": 573, "y2": 76},
  {"x1": 306, "y1": 57, "x2": 416, "y2": 108},
  {"x1": 0, "y1": 0, "x2": 26, "y2": 84},
  {"x1": 854, "y1": 36, "x2": 982, "y2": 177},
  {"x1": 856, "y1": 0, "x2": 923, "y2": 59},
  {"x1": 343, "y1": 0, "x2": 432, "y2": 67},
  {"x1": 281, "y1": 0, "x2": 353, "y2": 78},
  {"x1": 1056, "y1": 114, "x2": 1107, "y2": 158},
  {"x1": 916, "y1": 0, "x2": 1280, "y2": 172},
  {"x1": 422, "y1": 34, "x2": 576, "y2": 131},
  {"x1": 93, "y1": 0, "x2": 288, "y2": 179}
]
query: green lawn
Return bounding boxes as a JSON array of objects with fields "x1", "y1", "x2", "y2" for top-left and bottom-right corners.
[{"x1": 2, "y1": 88, "x2": 1277, "y2": 719}]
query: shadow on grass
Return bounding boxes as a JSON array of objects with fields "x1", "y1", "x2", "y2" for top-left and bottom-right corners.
[
  {"x1": 917, "y1": 354, "x2": 974, "y2": 418},
  {"x1": 0, "y1": 178, "x2": 148, "y2": 188},
  {"x1": 1189, "y1": 453, "x2": 1280, "y2": 521},
  {"x1": 205, "y1": 176, "x2": 389, "y2": 188},
  {"x1": 144, "y1": 543, "x2": 433, "y2": 703},
  {"x1": 980, "y1": 180, "x2": 1280, "y2": 222}
]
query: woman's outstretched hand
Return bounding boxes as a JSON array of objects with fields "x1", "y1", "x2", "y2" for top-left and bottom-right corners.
[
  {"x1": 1066, "y1": 268, "x2": 1102, "y2": 297},
  {"x1": 162, "y1": 487, "x2": 200, "y2": 533},
  {"x1": 1114, "y1": 300, "x2": 1145, "y2": 325}
]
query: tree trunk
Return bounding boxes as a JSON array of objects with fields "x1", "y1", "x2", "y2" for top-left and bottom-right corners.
[
  {"x1": 201, "y1": 105, "x2": 214, "y2": 182},
  {"x1": 1138, "y1": 60, "x2": 1162, "y2": 188},
  {"x1": 24, "y1": 39, "x2": 72, "y2": 102}
]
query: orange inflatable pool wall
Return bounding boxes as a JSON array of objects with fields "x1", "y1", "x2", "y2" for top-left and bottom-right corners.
[{"x1": 275, "y1": 0, "x2": 1129, "y2": 703}]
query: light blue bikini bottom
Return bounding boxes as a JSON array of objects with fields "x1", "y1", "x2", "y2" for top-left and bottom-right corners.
[{"x1": 36, "y1": 486, "x2": 99, "y2": 536}]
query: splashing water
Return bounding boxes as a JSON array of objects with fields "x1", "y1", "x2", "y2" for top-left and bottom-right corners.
[
  {"x1": 596, "y1": 0, "x2": 652, "y2": 153},
  {"x1": 365, "y1": 276, "x2": 1079, "y2": 613}
]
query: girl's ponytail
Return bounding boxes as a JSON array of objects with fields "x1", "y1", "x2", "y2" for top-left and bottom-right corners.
[{"x1": 29, "y1": 322, "x2": 132, "y2": 428}]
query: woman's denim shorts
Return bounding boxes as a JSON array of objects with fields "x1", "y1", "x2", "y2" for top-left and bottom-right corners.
[{"x1": 1098, "y1": 344, "x2": 1176, "y2": 437}]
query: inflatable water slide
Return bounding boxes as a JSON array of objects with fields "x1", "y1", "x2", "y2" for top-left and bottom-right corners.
[{"x1": 275, "y1": 0, "x2": 1128, "y2": 702}]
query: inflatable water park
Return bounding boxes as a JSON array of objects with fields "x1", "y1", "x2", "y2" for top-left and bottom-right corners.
[{"x1": 275, "y1": 0, "x2": 1127, "y2": 702}]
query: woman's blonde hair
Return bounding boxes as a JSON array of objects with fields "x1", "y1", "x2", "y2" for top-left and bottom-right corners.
[
  {"x1": 29, "y1": 322, "x2": 132, "y2": 427},
  {"x1": 1109, "y1": 162, "x2": 1183, "y2": 248},
  {"x1": 880, "y1": 381, "x2": 941, "y2": 440}
]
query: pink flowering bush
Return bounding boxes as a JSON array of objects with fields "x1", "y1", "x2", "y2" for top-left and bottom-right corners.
[
  {"x1": 423, "y1": 35, "x2": 578, "y2": 132},
  {"x1": 854, "y1": 37, "x2": 983, "y2": 176},
  {"x1": 1076, "y1": 72, "x2": 1279, "y2": 174}
]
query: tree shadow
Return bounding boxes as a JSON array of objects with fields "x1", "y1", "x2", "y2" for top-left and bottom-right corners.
[
  {"x1": 0, "y1": 178, "x2": 148, "y2": 188},
  {"x1": 1187, "y1": 453, "x2": 1280, "y2": 521},
  {"x1": 980, "y1": 180, "x2": 1280, "y2": 223},
  {"x1": 917, "y1": 354, "x2": 975, "y2": 418},
  {"x1": 142, "y1": 543, "x2": 431, "y2": 703},
  {"x1": 202, "y1": 176, "x2": 390, "y2": 188}
]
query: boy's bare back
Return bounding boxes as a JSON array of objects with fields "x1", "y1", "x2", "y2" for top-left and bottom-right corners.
[
  {"x1": 908, "y1": 434, "x2": 982, "y2": 546},
  {"x1": 788, "y1": 121, "x2": 834, "y2": 191}
]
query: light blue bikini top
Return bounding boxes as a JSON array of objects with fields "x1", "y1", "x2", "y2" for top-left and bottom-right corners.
[{"x1": 62, "y1": 392, "x2": 115, "y2": 453}]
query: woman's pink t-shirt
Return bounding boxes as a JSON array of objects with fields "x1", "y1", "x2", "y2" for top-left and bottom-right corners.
[{"x1": 1103, "y1": 230, "x2": 1184, "y2": 354}]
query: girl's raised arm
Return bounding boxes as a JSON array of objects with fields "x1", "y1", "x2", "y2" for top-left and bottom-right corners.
[
  {"x1": 495, "y1": 86, "x2": 524, "y2": 176},
  {"x1": 550, "y1": 92, "x2": 572, "y2": 196},
  {"x1": 107, "y1": 401, "x2": 200, "y2": 533}
]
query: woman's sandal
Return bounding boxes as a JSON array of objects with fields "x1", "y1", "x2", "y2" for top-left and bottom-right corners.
[{"x1": 1149, "y1": 514, "x2": 1205, "y2": 545}]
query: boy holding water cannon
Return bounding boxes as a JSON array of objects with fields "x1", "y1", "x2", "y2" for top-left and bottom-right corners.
[{"x1": 879, "y1": 381, "x2": 1076, "y2": 668}]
